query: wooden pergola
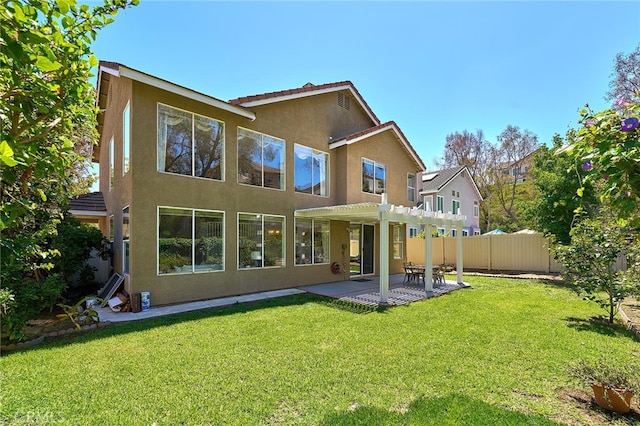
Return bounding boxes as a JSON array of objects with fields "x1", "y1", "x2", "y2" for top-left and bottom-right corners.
[{"x1": 295, "y1": 195, "x2": 466, "y2": 304}]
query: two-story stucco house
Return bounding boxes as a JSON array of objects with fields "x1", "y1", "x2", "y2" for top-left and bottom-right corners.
[
  {"x1": 90, "y1": 61, "x2": 470, "y2": 307},
  {"x1": 411, "y1": 166, "x2": 482, "y2": 237}
]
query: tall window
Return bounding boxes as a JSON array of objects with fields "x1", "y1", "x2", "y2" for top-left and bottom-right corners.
[
  {"x1": 237, "y1": 128, "x2": 285, "y2": 190},
  {"x1": 473, "y1": 201, "x2": 479, "y2": 218},
  {"x1": 393, "y1": 225, "x2": 403, "y2": 259},
  {"x1": 157, "y1": 104, "x2": 224, "y2": 180},
  {"x1": 109, "y1": 136, "x2": 114, "y2": 190},
  {"x1": 452, "y1": 199, "x2": 460, "y2": 215},
  {"x1": 123, "y1": 103, "x2": 130, "y2": 175},
  {"x1": 295, "y1": 219, "x2": 329, "y2": 265},
  {"x1": 407, "y1": 173, "x2": 415, "y2": 202},
  {"x1": 158, "y1": 207, "x2": 224, "y2": 274},
  {"x1": 436, "y1": 195, "x2": 444, "y2": 213},
  {"x1": 409, "y1": 227, "x2": 418, "y2": 238},
  {"x1": 294, "y1": 144, "x2": 328, "y2": 196},
  {"x1": 109, "y1": 215, "x2": 114, "y2": 241},
  {"x1": 238, "y1": 213, "x2": 285, "y2": 269},
  {"x1": 362, "y1": 158, "x2": 385, "y2": 194},
  {"x1": 123, "y1": 206, "x2": 130, "y2": 274}
]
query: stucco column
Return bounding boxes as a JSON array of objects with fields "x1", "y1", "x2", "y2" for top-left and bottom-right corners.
[
  {"x1": 379, "y1": 216, "x2": 390, "y2": 304},
  {"x1": 425, "y1": 224, "x2": 433, "y2": 294},
  {"x1": 456, "y1": 224, "x2": 463, "y2": 284}
]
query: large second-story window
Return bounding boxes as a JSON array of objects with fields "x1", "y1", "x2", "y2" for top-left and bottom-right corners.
[
  {"x1": 157, "y1": 104, "x2": 224, "y2": 180},
  {"x1": 294, "y1": 144, "x2": 328, "y2": 196},
  {"x1": 238, "y1": 128, "x2": 285, "y2": 190},
  {"x1": 362, "y1": 158, "x2": 385, "y2": 194},
  {"x1": 436, "y1": 195, "x2": 444, "y2": 213},
  {"x1": 123, "y1": 103, "x2": 130, "y2": 175},
  {"x1": 238, "y1": 213, "x2": 285, "y2": 269},
  {"x1": 295, "y1": 219, "x2": 329, "y2": 265}
]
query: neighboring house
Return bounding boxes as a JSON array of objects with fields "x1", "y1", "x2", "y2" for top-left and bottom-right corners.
[
  {"x1": 413, "y1": 165, "x2": 483, "y2": 237},
  {"x1": 500, "y1": 150, "x2": 537, "y2": 183},
  {"x1": 91, "y1": 61, "x2": 435, "y2": 306}
]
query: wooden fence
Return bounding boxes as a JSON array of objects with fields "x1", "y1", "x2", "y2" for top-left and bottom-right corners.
[
  {"x1": 407, "y1": 234, "x2": 563, "y2": 273},
  {"x1": 407, "y1": 233, "x2": 628, "y2": 273}
]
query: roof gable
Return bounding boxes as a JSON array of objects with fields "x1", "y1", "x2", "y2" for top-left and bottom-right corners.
[
  {"x1": 420, "y1": 166, "x2": 483, "y2": 200},
  {"x1": 229, "y1": 81, "x2": 380, "y2": 126},
  {"x1": 328, "y1": 121, "x2": 426, "y2": 171}
]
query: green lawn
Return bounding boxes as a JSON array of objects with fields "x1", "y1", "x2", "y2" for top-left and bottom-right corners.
[{"x1": 2, "y1": 277, "x2": 638, "y2": 425}]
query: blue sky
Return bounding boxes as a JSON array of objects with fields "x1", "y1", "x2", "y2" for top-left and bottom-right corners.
[{"x1": 90, "y1": 0, "x2": 640, "y2": 170}]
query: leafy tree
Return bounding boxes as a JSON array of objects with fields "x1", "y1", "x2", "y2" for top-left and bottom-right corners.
[
  {"x1": 0, "y1": 0, "x2": 137, "y2": 340},
  {"x1": 489, "y1": 125, "x2": 540, "y2": 225},
  {"x1": 554, "y1": 212, "x2": 639, "y2": 323},
  {"x1": 605, "y1": 43, "x2": 640, "y2": 104},
  {"x1": 436, "y1": 129, "x2": 490, "y2": 185},
  {"x1": 563, "y1": 100, "x2": 640, "y2": 226},
  {"x1": 522, "y1": 134, "x2": 598, "y2": 244}
]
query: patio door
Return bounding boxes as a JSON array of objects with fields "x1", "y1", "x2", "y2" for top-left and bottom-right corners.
[{"x1": 350, "y1": 224, "x2": 375, "y2": 276}]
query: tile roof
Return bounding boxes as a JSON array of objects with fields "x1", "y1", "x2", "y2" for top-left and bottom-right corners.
[
  {"x1": 69, "y1": 192, "x2": 106, "y2": 212},
  {"x1": 419, "y1": 166, "x2": 467, "y2": 193},
  {"x1": 229, "y1": 81, "x2": 380, "y2": 125},
  {"x1": 329, "y1": 121, "x2": 426, "y2": 171}
]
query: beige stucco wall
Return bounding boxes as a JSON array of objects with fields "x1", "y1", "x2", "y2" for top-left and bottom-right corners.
[{"x1": 100, "y1": 76, "x2": 417, "y2": 305}]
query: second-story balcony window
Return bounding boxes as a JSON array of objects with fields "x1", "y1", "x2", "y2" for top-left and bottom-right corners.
[
  {"x1": 157, "y1": 104, "x2": 224, "y2": 180},
  {"x1": 237, "y1": 128, "x2": 285, "y2": 190},
  {"x1": 362, "y1": 158, "x2": 385, "y2": 195},
  {"x1": 294, "y1": 144, "x2": 328, "y2": 196}
]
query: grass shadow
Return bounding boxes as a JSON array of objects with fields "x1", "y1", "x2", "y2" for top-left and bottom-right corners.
[
  {"x1": 316, "y1": 298, "x2": 388, "y2": 314},
  {"x1": 323, "y1": 394, "x2": 563, "y2": 425},
  {"x1": 564, "y1": 316, "x2": 636, "y2": 340}
]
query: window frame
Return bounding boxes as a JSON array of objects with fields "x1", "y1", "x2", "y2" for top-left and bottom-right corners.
[
  {"x1": 237, "y1": 212, "x2": 286, "y2": 269},
  {"x1": 393, "y1": 225, "x2": 404, "y2": 259},
  {"x1": 123, "y1": 206, "x2": 130, "y2": 275},
  {"x1": 452, "y1": 199, "x2": 460, "y2": 215},
  {"x1": 294, "y1": 143, "x2": 329, "y2": 197},
  {"x1": 473, "y1": 201, "x2": 479, "y2": 218},
  {"x1": 157, "y1": 206, "x2": 225, "y2": 276},
  {"x1": 123, "y1": 102, "x2": 130, "y2": 176},
  {"x1": 436, "y1": 195, "x2": 444, "y2": 213},
  {"x1": 294, "y1": 218, "x2": 330, "y2": 265},
  {"x1": 157, "y1": 103, "x2": 226, "y2": 181},
  {"x1": 362, "y1": 158, "x2": 386, "y2": 195},
  {"x1": 109, "y1": 136, "x2": 114, "y2": 190},
  {"x1": 407, "y1": 173, "x2": 416, "y2": 203},
  {"x1": 237, "y1": 127, "x2": 286, "y2": 190}
]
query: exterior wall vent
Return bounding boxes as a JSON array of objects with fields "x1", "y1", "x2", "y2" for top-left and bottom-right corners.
[{"x1": 338, "y1": 92, "x2": 350, "y2": 111}]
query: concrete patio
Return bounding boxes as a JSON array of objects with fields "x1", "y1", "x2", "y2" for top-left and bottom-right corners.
[{"x1": 96, "y1": 274, "x2": 469, "y2": 322}]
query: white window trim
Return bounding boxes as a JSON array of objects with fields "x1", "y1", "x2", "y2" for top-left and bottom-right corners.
[
  {"x1": 361, "y1": 157, "x2": 386, "y2": 195},
  {"x1": 407, "y1": 173, "x2": 416, "y2": 203},
  {"x1": 473, "y1": 201, "x2": 479, "y2": 218},
  {"x1": 452, "y1": 199, "x2": 460, "y2": 215},
  {"x1": 237, "y1": 212, "x2": 286, "y2": 270},
  {"x1": 436, "y1": 195, "x2": 444, "y2": 213},
  {"x1": 294, "y1": 218, "x2": 330, "y2": 266},
  {"x1": 393, "y1": 225, "x2": 404, "y2": 259},
  {"x1": 237, "y1": 126, "x2": 286, "y2": 191},
  {"x1": 123, "y1": 205, "x2": 130, "y2": 276},
  {"x1": 109, "y1": 136, "x2": 114, "y2": 191},
  {"x1": 157, "y1": 103, "x2": 226, "y2": 182},
  {"x1": 157, "y1": 206, "x2": 226, "y2": 276},
  {"x1": 123, "y1": 102, "x2": 130, "y2": 176},
  {"x1": 294, "y1": 143, "x2": 330, "y2": 197}
]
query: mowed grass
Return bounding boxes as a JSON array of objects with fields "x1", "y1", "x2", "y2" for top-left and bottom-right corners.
[{"x1": 2, "y1": 277, "x2": 638, "y2": 425}]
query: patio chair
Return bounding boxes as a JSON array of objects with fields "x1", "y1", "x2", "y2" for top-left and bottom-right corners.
[
  {"x1": 433, "y1": 266, "x2": 445, "y2": 285},
  {"x1": 402, "y1": 262, "x2": 415, "y2": 283}
]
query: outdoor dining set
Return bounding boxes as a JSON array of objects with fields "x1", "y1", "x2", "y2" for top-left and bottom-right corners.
[{"x1": 402, "y1": 262, "x2": 447, "y2": 285}]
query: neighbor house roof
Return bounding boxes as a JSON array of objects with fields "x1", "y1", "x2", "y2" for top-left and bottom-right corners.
[
  {"x1": 420, "y1": 165, "x2": 483, "y2": 200},
  {"x1": 69, "y1": 192, "x2": 107, "y2": 216},
  {"x1": 229, "y1": 81, "x2": 380, "y2": 125},
  {"x1": 328, "y1": 121, "x2": 426, "y2": 171}
]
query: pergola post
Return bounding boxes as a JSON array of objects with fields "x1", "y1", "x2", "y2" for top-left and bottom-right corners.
[
  {"x1": 379, "y1": 215, "x2": 390, "y2": 304},
  {"x1": 424, "y1": 225, "x2": 433, "y2": 294},
  {"x1": 456, "y1": 224, "x2": 463, "y2": 284}
]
